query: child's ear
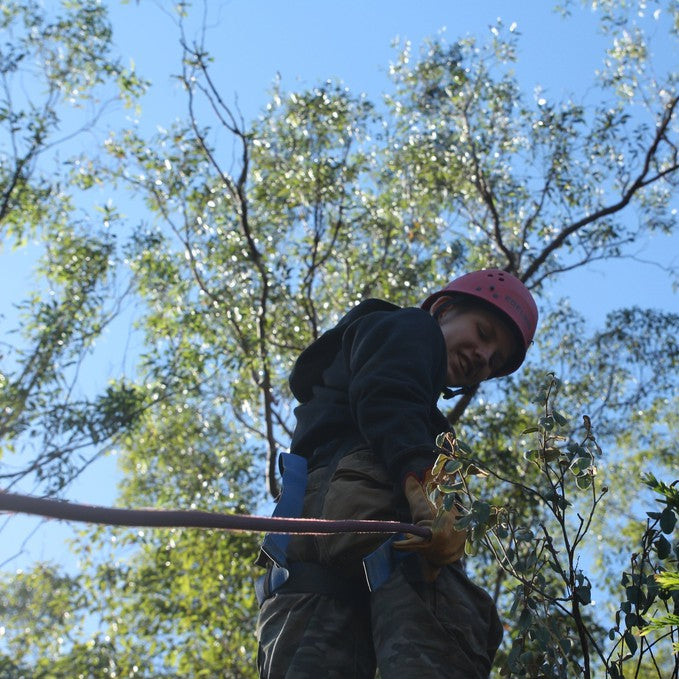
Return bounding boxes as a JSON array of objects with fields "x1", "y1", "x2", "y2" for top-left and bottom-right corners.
[
  {"x1": 428, "y1": 297, "x2": 445, "y2": 316},
  {"x1": 429, "y1": 296, "x2": 456, "y2": 320}
]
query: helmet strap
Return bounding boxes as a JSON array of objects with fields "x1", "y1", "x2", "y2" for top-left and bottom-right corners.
[{"x1": 442, "y1": 385, "x2": 477, "y2": 399}]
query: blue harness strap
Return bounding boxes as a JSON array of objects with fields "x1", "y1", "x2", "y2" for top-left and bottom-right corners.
[
  {"x1": 255, "y1": 453, "x2": 308, "y2": 605},
  {"x1": 255, "y1": 451, "x2": 407, "y2": 603},
  {"x1": 362, "y1": 533, "x2": 408, "y2": 592}
]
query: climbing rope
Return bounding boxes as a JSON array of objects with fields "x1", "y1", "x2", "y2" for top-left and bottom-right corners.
[{"x1": 0, "y1": 490, "x2": 431, "y2": 538}]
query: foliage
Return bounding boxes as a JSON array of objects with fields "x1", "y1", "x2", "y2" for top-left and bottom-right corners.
[
  {"x1": 0, "y1": 0, "x2": 677, "y2": 676},
  {"x1": 0, "y1": 0, "x2": 145, "y2": 241},
  {"x1": 0, "y1": 563, "x2": 125, "y2": 678},
  {"x1": 639, "y1": 475, "x2": 679, "y2": 655},
  {"x1": 0, "y1": 0, "x2": 148, "y2": 494},
  {"x1": 77, "y1": 406, "x2": 262, "y2": 676},
  {"x1": 430, "y1": 374, "x2": 679, "y2": 678}
]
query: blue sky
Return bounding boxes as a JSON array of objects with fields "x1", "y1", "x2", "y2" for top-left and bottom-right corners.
[
  {"x1": 81, "y1": 0, "x2": 679, "y2": 315},
  {"x1": 1, "y1": 0, "x2": 677, "y2": 571}
]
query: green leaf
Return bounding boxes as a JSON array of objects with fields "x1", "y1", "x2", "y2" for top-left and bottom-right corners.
[
  {"x1": 454, "y1": 514, "x2": 474, "y2": 530},
  {"x1": 575, "y1": 474, "x2": 593, "y2": 490},
  {"x1": 531, "y1": 624, "x2": 550, "y2": 651},
  {"x1": 518, "y1": 607, "x2": 533, "y2": 631},
  {"x1": 655, "y1": 535, "x2": 672, "y2": 560},
  {"x1": 575, "y1": 585, "x2": 591, "y2": 605},
  {"x1": 464, "y1": 463, "x2": 489, "y2": 477},
  {"x1": 659, "y1": 508, "x2": 677, "y2": 534},
  {"x1": 431, "y1": 454, "x2": 448, "y2": 476},
  {"x1": 515, "y1": 528, "x2": 534, "y2": 542},
  {"x1": 456, "y1": 439, "x2": 473, "y2": 455},
  {"x1": 569, "y1": 456, "x2": 591, "y2": 475},
  {"x1": 438, "y1": 482, "x2": 463, "y2": 494},
  {"x1": 443, "y1": 459, "x2": 463, "y2": 474},
  {"x1": 655, "y1": 571, "x2": 679, "y2": 590},
  {"x1": 435, "y1": 432, "x2": 449, "y2": 448},
  {"x1": 471, "y1": 500, "x2": 491, "y2": 524},
  {"x1": 542, "y1": 447, "x2": 561, "y2": 463},
  {"x1": 539, "y1": 415, "x2": 555, "y2": 431}
]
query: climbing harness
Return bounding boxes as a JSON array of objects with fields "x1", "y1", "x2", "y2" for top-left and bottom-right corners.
[{"x1": 254, "y1": 452, "x2": 412, "y2": 603}]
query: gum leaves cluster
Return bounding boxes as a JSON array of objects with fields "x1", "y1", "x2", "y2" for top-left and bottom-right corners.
[{"x1": 428, "y1": 374, "x2": 678, "y2": 678}]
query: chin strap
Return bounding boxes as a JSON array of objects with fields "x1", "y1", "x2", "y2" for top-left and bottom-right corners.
[{"x1": 441, "y1": 385, "x2": 477, "y2": 399}]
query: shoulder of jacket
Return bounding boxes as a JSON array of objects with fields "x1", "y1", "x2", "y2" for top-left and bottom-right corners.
[
  {"x1": 346, "y1": 303, "x2": 441, "y2": 341},
  {"x1": 353, "y1": 302, "x2": 436, "y2": 325},
  {"x1": 348, "y1": 298, "x2": 401, "y2": 316}
]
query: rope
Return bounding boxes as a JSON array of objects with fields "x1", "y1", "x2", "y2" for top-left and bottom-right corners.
[{"x1": 0, "y1": 490, "x2": 432, "y2": 538}]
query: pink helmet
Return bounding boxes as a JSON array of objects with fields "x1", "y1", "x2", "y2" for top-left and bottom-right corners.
[{"x1": 421, "y1": 269, "x2": 538, "y2": 376}]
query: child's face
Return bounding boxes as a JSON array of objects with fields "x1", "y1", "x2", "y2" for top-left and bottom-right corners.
[{"x1": 437, "y1": 305, "x2": 518, "y2": 386}]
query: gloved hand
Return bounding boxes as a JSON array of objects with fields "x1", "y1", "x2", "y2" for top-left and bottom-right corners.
[{"x1": 393, "y1": 472, "x2": 467, "y2": 581}]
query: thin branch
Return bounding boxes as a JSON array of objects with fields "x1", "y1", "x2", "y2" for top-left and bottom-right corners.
[
  {"x1": 523, "y1": 96, "x2": 679, "y2": 283},
  {"x1": 461, "y1": 107, "x2": 517, "y2": 271}
]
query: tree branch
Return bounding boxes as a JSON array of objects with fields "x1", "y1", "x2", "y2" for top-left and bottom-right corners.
[{"x1": 523, "y1": 96, "x2": 679, "y2": 283}]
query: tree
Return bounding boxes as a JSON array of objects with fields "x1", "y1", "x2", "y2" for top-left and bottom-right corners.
[
  {"x1": 0, "y1": 0, "x2": 147, "y2": 495},
  {"x1": 0, "y1": 0, "x2": 677, "y2": 676}
]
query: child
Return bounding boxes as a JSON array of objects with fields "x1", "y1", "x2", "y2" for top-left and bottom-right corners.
[{"x1": 256, "y1": 269, "x2": 539, "y2": 679}]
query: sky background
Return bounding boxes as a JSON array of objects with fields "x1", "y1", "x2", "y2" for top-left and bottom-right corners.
[{"x1": 1, "y1": 0, "x2": 677, "y2": 572}]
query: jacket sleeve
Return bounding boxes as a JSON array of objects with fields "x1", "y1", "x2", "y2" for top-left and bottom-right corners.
[{"x1": 341, "y1": 308, "x2": 448, "y2": 483}]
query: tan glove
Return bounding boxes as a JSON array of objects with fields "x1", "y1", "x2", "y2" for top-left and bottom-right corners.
[{"x1": 393, "y1": 472, "x2": 467, "y2": 581}]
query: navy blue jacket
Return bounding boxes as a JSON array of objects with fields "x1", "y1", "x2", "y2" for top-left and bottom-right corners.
[{"x1": 289, "y1": 299, "x2": 452, "y2": 483}]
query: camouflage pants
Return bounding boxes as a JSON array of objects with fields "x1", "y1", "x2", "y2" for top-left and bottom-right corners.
[{"x1": 256, "y1": 558, "x2": 503, "y2": 679}]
